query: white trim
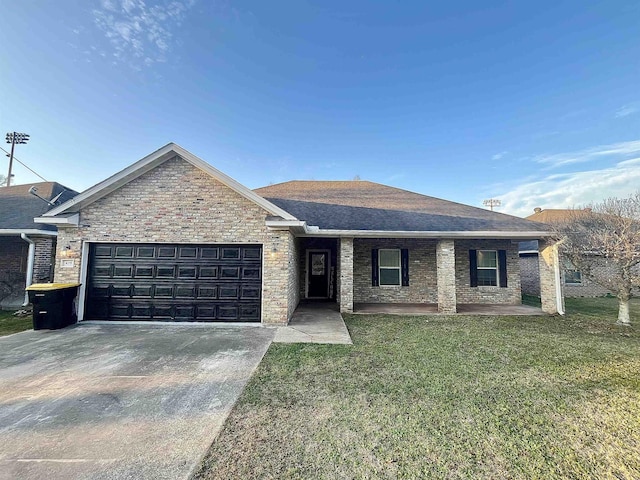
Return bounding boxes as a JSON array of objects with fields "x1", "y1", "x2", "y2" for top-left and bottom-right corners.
[
  {"x1": 20, "y1": 234, "x2": 35, "y2": 306},
  {"x1": 297, "y1": 229, "x2": 552, "y2": 239},
  {"x1": 476, "y1": 249, "x2": 499, "y2": 287},
  {"x1": 0, "y1": 229, "x2": 57, "y2": 236},
  {"x1": 77, "y1": 241, "x2": 90, "y2": 321},
  {"x1": 305, "y1": 249, "x2": 331, "y2": 299},
  {"x1": 39, "y1": 143, "x2": 297, "y2": 221},
  {"x1": 35, "y1": 214, "x2": 79, "y2": 226},
  {"x1": 378, "y1": 248, "x2": 402, "y2": 286},
  {"x1": 552, "y1": 244, "x2": 565, "y2": 315}
]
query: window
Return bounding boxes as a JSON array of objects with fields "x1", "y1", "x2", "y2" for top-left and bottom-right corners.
[
  {"x1": 379, "y1": 249, "x2": 401, "y2": 286},
  {"x1": 564, "y1": 269, "x2": 582, "y2": 284},
  {"x1": 476, "y1": 250, "x2": 498, "y2": 286}
]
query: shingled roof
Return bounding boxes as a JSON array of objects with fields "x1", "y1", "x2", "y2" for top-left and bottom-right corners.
[
  {"x1": 526, "y1": 208, "x2": 591, "y2": 224},
  {"x1": 0, "y1": 182, "x2": 78, "y2": 232},
  {"x1": 254, "y1": 181, "x2": 548, "y2": 233}
]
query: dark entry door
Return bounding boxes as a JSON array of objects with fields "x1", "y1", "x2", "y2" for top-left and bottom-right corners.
[
  {"x1": 307, "y1": 251, "x2": 329, "y2": 298},
  {"x1": 85, "y1": 243, "x2": 262, "y2": 322}
]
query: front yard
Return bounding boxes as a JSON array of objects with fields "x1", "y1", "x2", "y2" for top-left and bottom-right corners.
[
  {"x1": 194, "y1": 298, "x2": 639, "y2": 479},
  {"x1": 0, "y1": 310, "x2": 31, "y2": 336}
]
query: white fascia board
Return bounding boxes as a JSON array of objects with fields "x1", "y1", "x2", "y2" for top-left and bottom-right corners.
[
  {"x1": 0, "y1": 229, "x2": 57, "y2": 236},
  {"x1": 41, "y1": 143, "x2": 298, "y2": 221},
  {"x1": 298, "y1": 229, "x2": 553, "y2": 239},
  {"x1": 34, "y1": 213, "x2": 79, "y2": 226},
  {"x1": 265, "y1": 219, "x2": 308, "y2": 228}
]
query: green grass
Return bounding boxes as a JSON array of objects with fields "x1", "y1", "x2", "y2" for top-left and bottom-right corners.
[
  {"x1": 194, "y1": 301, "x2": 640, "y2": 480},
  {"x1": 0, "y1": 310, "x2": 32, "y2": 336}
]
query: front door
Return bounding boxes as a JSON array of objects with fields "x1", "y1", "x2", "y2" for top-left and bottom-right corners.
[{"x1": 307, "y1": 251, "x2": 329, "y2": 298}]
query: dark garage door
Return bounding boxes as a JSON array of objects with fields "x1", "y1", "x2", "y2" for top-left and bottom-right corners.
[{"x1": 85, "y1": 243, "x2": 262, "y2": 322}]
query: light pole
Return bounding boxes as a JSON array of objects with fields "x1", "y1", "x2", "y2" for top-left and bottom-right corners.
[
  {"x1": 5, "y1": 132, "x2": 30, "y2": 187},
  {"x1": 483, "y1": 199, "x2": 501, "y2": 211}
]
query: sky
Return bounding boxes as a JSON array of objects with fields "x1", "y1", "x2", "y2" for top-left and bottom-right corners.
[{"x1": 1, "y1": 0, "x2": 639, "y2": 217}]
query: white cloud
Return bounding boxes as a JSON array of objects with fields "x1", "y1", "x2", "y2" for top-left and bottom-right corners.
[
  {"x1": 92, "y1": 0, "x2": 196, "y2": 68},
  {"x1": 534, "y1": 139, "x2": 640, "y2": 168},
  {"x1": 492, "y1": 151, "x2": 507, "y2": 161},
  {"x1": 498, "y1": 158, "x2": 640, "y2": 217},
  {"x1": 615, "y1": 104, "x2": 639, "y2": 118}
]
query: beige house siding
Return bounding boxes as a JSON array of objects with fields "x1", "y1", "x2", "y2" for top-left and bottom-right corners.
[
  {"x1": 455, "y1": 240, "x2": 521, "y2": 304},
  {"x1": 53, "y1": 156, "x2": 297, "y2": 324},
  {"x1": 353, "y1": 238, "x2": 438, "y2": 304}
]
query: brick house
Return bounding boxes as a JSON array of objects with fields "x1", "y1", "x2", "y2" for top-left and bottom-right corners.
[
  {"x1": 0, "y1": 182, "x2": 78, "y2": 308},
  {"x1": 37, "y1": 144, "x2": 564, "y2": 324},
  {"x1": 519, "y1": 208, "x2": 613, "y2": 297}
]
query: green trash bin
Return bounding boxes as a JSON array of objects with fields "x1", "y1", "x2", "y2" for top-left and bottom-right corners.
[{"x1": 26, "y1": 283, "x2": 81, "y2": 330}]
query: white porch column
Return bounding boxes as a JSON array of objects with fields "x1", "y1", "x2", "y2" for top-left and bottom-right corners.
[
  {"x1": 538, "y1": 239, "x2": 565, "y2": 315},
  {"x1": 436, "y1": 239, "x2": 457, "y2": 313},
  {"x1": 339, "y1": 237, "x2": 354, "y2": 313}
]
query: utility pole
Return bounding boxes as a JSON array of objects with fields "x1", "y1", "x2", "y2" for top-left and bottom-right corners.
[
  {"x1": 5, "y1": 132, "x2": 30, "y2": 187},
  {"x1": 483, "y1": 198, "x2": 501, "y2": 211}
]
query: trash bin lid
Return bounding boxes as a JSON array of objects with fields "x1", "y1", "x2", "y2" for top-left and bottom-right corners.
[{"x1": 26, "y1": 283, "x2": 81, "y2": 291}]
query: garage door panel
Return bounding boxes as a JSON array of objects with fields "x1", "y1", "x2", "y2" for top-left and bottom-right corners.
[{"x1": 86, "y1": 243, "x2": 262, "y2": 322}]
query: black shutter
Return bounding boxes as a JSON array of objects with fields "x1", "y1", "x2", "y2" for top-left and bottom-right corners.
[
  {"x1": 498, "y1": 249, "x2": 508, "y2": 288},
  {"x1": 401, "y1": 248, "x2": 409, "y2": 286},
  {"x1": 469, "y1": 250, "x2": 478, "y2": 287},
  {"x1": 371, "y1": 249, "x2": 379, "y2": 286}
]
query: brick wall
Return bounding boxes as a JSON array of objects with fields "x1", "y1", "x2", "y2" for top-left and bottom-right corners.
[
  {"x1": 54, "y1": 156, "x2": 297, "y2": 324},
  {"x1": 0, "y1": 236, "x2": 27, "y2": 302},
  {"x1": 519, "y1": 254, "x2": 540, "y2": 296},
  {"x1": 436, "y1": 239, "x2": 457, "y2": 313},
  {"x1": 353, "y1": 238, "x2": 438, "y2": 304},
  {"x1": 339, "y1": 237, "x2": 354, "y2": 313},
  {"x1": 33, "y1": 237, "x2": 55, "y2": 283},
  {"x1": 455, "y1": 240, "x2": 521, "y2": 305}
]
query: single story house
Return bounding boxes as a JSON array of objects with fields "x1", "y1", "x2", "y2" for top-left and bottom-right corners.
[
  {"x1": 37, "y1": 144, "x2": 564, "y2": 324},
  {"x1": 519, "y1": 208, "x2": 611, "y2": 297},
  {"x1": 0, "y1": 182, "x2": 78, "y2": 308}
]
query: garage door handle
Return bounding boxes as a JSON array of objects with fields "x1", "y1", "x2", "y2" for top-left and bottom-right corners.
[{"x1": 38, "y1": 311, "x2": 48, "y2": 314}]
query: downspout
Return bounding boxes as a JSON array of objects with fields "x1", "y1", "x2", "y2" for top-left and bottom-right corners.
[
  {"x1": 21, "y1": 233, "x2": 36, "y2": 306},
  {"x1": 552, "y1": 243, "x2": 565, "y2": 315}
]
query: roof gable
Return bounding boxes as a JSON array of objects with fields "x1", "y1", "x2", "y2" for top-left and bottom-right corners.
[{"x1": 41, "y1": 144, "x2": 296, "y2": 221}]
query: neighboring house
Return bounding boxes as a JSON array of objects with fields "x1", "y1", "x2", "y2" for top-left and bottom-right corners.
[
  {"x1": 36, "y1": 144, "x2": 563, "y2": 324},
  {"x1": 519, "y1": 208, "x2": 611, "y2": 297},
  {"x1": 0, "y1": 182, "x2": 78, "y2": 308}
]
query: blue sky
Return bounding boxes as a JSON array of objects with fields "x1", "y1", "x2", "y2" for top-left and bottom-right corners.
[{"x1": 1, "y1": 0, "x2": 639, "y2": 216}]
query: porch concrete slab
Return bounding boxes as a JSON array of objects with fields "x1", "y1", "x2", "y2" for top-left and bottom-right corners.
[
  {"x1": 275, "y1": 303, "x2": 352, "y2": 345},
  {"x1": 0, "y1": 323, "x2": 274, "y2": 480},
  {"x1": 354, "y1": 303, "x2": 544, "y2": 316}
]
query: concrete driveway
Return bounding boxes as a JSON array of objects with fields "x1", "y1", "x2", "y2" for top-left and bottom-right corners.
[{"x1": 0, "y1": 323, "x2": 274, "y2": 480}]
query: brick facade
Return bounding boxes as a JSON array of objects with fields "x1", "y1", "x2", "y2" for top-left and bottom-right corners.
[
  {"x1": 33, "y1": 237, "x2": 55, "y2": 283},
  {"x1": 436, "y1": 239, "x2": 457, "y2": 313},
  {"x1": 455, "y1": 240, "x2": 521, "y2": 304},
  {"x1": 339, "y1": 237, "x2": 354, "y2": 313},
  {"x1": 351, "y1": 238, "x2": 522, "y2": 308},
  {"x1": 521, "y1": 252, "x2": 616, "y2": 298},
  {"x1": 354, "y1": 238, "x2": 438, "y2": 304},
  {"x1": 0, "y1": 236, "x2": 27, "y2": 304},
  {"x1": 54, "y1": 156, "x2": 298, "y2": 325}
]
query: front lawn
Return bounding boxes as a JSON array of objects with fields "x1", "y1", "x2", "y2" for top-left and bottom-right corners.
[
  {"x1": 194, "y1": 303, "x2": 640, "y2": 479},
  {"x1": 0, "y1": 310, "x2": 32, "y2": 336}
]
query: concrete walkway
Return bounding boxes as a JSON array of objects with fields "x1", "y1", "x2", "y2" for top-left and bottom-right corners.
[{"x1": 275, "y1": 303, "x2": 352, "y2": 345}]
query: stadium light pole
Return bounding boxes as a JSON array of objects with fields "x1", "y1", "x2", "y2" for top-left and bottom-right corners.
[{"x1": 5, "y1": 132, "x2": 30, "y2": 187}]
